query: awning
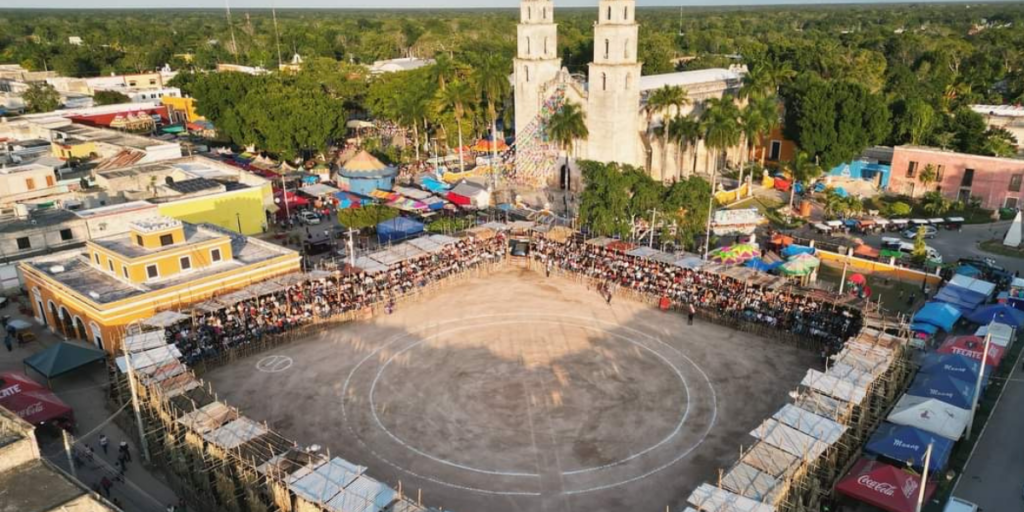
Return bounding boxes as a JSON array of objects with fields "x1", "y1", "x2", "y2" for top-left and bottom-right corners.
[
  {"x1": 0, "y1": 372, "x2": 74, "y2": 425},
  {"x1": 937, "y1": 335, "x2": 1005, "y2": 367},
  {"x1": 906, "y1": 372, "x2": 977, "y2": 409},
  {"x1": 919, "y1": 353, "x2": 991, "y2": 387},
  {"x1": 966, "y1": 303, "x2": 1024, "y2": 328},
  {"x1": 865, "y1": 423, "x2": 954, "y2": 472},
  {"x1": 836, "y1": 458, "x2": 936, "y2": 512},
  {"x1": 142, "y1": 311, "x2": 189, "y2": 328},
  {"x1": 23, "y1": 342, "x2": 106, "y2": 381},
  {"x1": 887, "y1": 395, "x2": 969, "y2": 440}
]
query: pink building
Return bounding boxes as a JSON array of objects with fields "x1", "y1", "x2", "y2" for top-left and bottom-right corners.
[{"x1": 888, "y1": 145, "x2": 1024, "y2": 209}]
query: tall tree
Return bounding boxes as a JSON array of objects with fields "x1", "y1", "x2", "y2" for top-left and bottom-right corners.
[
  {"x1": 435, "y1": 78, "x2": 475, "y2": 173},
  {"x1": 668, "y1": 115, "x2": 702, "y2": 178},
  {"x1": 545, "y1": 101, "x2": 589, "y2": 190},
  {"x1": 786, "y1": 151, "x2": 821, "y2": 212},
  {"x1": 474, "y1": 54, "x2": 511, "y2": 168},
  {"x1": 701, "y1": 96, "x2": 742, "y2": 178},
  {"x1": 645, "y1": 85, "x2": 691, "y2": 178}
]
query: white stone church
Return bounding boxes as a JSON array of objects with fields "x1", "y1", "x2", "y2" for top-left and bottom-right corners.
[{"x1": 512, "y1": 0, "x2": 748, "y2": 188}]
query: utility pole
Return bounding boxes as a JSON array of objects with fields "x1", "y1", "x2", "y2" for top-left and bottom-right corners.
[
  {"x1": 915, "y1": 443, "x2": 933, "y2": 512},
  {"x1": 281, "y1": 175, "x2": 291, "y2": 220},
  {"x1": 838, "y1": 254, "x2": 850, "y2": 295},
  {"x1": 347, "y1": 227, "x2": 356, "y2": 269},
  {"x1": 966, "y1": 324, "x2": 992, "y2": 438},
  {"x1": 225, "y1": 0, "x2": 239, "y2": 63},
  {"x1": 271, "y1": 1, "x2": 283, "y2": 69},
  {"x1": 704, "y1": 168, "x2": 717, "y2": 260},
  {"x1": 648, "y1": 209, "x2": 658, "y2": 248},
  {"x1": 122, "y1": 328, "x2": 152, "y2": 464},
  {"x1": 62, "y1": 429, "x2": 76, "y2": 479}
]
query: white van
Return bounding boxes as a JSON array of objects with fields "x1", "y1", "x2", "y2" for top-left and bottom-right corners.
[
  {"x1": 943, "y1": 497, "x2": 979, "y2": 512},
  {"x1": 881, "y1": 237, "x2": 943, "y2": 264}
]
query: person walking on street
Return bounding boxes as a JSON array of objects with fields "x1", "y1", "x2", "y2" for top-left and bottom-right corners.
[
  {"x1": 100, "y1": 476, "x2": 112, "y2": 497},
  {"x1": 98, "y1": 434, "x2": 108, "y2": 455},
  {"x1": 119, "y1": 441, "x2": 131, "y2": 463},
  {"x1": 688, "y1": 304, "x2": 696, "y2": 325},
  {"x1": 3, "y1": 332, "x2": 11, "y2": 352}
]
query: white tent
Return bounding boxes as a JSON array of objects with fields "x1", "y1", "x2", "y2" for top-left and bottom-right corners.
[
  {"x1": 886, "y1": 395, "x2": 970, "y2": 441},
  {"x1": 948, "y1": 274, "x2": 997, "y2": 298},
  {"x1": 687, "y1": 483, "x2": 776, "y2": 512},
  {"x1": 1004, "y1": 211, "x2": 1022, "y2": 247},
  {"x1": 975, "y1": 323, "x2": 1015, "y2": 348}
]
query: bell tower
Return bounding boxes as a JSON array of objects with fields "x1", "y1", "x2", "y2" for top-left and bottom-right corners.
[
  {"x1": 586, "y1": 0, "x2": 642, "y2": 166},
  {"x1": 514, "y1": 0, "x2": 562, "y2": 138}
]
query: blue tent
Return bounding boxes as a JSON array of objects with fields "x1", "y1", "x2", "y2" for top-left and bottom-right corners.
[
  {"x1": 934, "y1": 286, "x2": 987, "y2": 314},
  {"x1": 781, "y1": 245, "x2": 815, "y2": 258},
  {"x1": 912, "y1": 302, "x2": 962, "y2": 332},
  {"x1": 910, "y1": 322, "x2": 939, "y2": 336},
  {"x1": 920, "y1": 353, "x2": 991, "y2": 388},
  {"x1": 376, "y1": 217, "x2": 424, "y2": 244},
  {"x1": 966, "y1": 303, "x2": 1024, "y2": 328},
  {"x1": 744, "y1": 258, "x2": 783, "y2": 272},
  {"x1": 907, "y1": 372, "x2": 976, "y2": 409},
  {"x1": 865, "y1": 422, "x2": 954, "y2": 472}
]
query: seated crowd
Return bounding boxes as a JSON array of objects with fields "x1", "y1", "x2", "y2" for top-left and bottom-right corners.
[
  {"x1": 531, "y1": 239, "x2": 861, "y2": 353},
  {"x1": 165, "y1": 234, "x2": 508, "y2": 364}
]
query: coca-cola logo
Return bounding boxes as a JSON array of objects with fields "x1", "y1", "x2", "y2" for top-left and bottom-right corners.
[
  {"x1": 17, "y1": 402, "x2": 43, "y2": 419},
  {"x1": 858, "y1": 475, "x2": 896, "y2": 496}
]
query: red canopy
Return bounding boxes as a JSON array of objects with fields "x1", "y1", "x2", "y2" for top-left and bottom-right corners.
[
  {"x1": 836, "y1": 459, "x2": 936, "y2": 512},
  {"x1": 446, "y1": 192, "x2": 471, "y2": 206},
  {"x1": 938, "y1": 335, "x2": 1005, "y2": 367},
  {"x1": 0, "y1": 372, "x2": 73, "y2": 426}
]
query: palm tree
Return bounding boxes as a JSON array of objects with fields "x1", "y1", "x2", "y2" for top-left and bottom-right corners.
[
  {"x1": 545, "y1": 101, "x2": 589, "y2": 190},
  {"x1": 432, "y1": 53, "x2": 457, "y2": 92},
  {"x1": 754, "y1": 96, "x2": 782, "y2": 169},
  {"x1": 435, "y1": 79, "x2": 475, "y2": 173},
  {"x1": 645, "y1": 85, "x2": 690, "y2": 177},
  {"x1": 397, "y1": 90, "x2": 430, "y2": 162},
  {"x1": 474, "y1": 54, "x2": 512, "y2": 170},
  {"x1": 918, "y1": 164, "x2": 938, "y2": 196},
  {"x1": 701, "y1": 96, "x2": 742, "y2": 178},
  {"x1": 741, "y1": 59, "x2": 796, "y2": 99},
  {"x1": 922, "y1": 191, "x2": 951, "y2": 216},
  {"x1": 668, "y1": 115, "x2": 702, "y2": 178},
  {"x1": 786, "y1": 151, "x2": 821, "y2": 212}
]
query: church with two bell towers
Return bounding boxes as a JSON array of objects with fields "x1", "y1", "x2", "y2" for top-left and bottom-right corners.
[{"x1": 513, "y1": 0, "x2": 747, "y2": 188}]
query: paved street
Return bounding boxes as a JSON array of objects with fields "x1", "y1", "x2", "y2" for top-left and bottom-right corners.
[
  {"x1": 0, "y1": 302, "x2": 181, "y2": 512},
  {"x1": 953, "y1": 347, "x2": 1024, "y2": 510}
]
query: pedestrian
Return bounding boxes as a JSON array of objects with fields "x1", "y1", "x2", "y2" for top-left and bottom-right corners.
[
  {"x1": 687, "y1": 303, "x2": 696, "y2": 325},
  {"x1": 907, "y1": 293, "x2": 916, "y2": 306},
  {"x1": 117, "y1": 453, "x2": 127, "y2": 474},
  {"x1": 100, "y1": 476, "x2": 112, "y2": 497},
  {"x1": 3, "y1": 333, "x2": 11, "y2": 352},
  {"x1": 546, "y1": 261, "x2": 552, "y2": 278},
  {"x1": 119, "y1": 441, "x2": 131, "y2": 463},
  {"x1": 98, "y1": 434, "x2": 108, "y2": 455}
]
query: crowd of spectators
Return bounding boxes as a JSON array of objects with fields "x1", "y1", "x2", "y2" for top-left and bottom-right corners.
[
  {"x1": 531, "y1": 238, "x2": 862, "y2": 353},
  {"x1": 165, "y1": 234, "x2": 508, "y2": 364}
]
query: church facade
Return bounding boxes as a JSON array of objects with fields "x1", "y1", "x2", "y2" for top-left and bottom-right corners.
[{"x1": 513, "y1": 0, "x2": 747, "y2": 189}]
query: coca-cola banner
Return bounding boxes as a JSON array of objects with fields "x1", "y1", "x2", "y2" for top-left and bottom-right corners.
[
  {"x1": 0, "y1": 372, "x2": 73, "y2": 426},
  {"x1": 837, "y1": 458, "x2": 936, "y2": 512}
]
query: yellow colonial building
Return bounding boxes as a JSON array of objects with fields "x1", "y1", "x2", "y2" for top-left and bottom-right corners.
[{"x1": 20, "y1": 216, "x2": 300, "y2": 353}]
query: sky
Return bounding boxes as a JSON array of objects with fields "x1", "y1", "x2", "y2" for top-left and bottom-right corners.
[{"x1": 2, "y1": 0, "x2": 994, "y2": 9}]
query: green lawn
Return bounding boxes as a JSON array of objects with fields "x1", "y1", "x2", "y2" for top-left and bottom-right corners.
[
  {"x1": 979, "y1": 239, "x2": 1024, "y2": 258},
  {"x1": 816, "y1": 263, "x2": 926, "y2": 315}
]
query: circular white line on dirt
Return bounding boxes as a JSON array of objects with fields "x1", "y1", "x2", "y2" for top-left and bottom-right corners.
[
  {"x1": 340, "y1": 312, "x2": 719, "y2": 496},
  {"x1": 368, "y1": 319, "x2": 692, "y2": 478},
  {"x1": 255, "y1": 355, "x2": 293, "y2": 373}
]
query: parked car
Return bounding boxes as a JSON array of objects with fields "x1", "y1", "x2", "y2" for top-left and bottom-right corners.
[
  {"x1": 903, "y1": 225, "x2": 938, "y2": 239},
  {"x1": 881, "y1": 237, "x2": 942, "y2": 264},
  {"x1": 299, "y1": 211, "x2": 321, "y2": 225}
]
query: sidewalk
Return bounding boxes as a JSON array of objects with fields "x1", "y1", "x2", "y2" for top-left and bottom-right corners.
[{"x1": 1, "y1": 297, "x2": 181, "y2": 512}]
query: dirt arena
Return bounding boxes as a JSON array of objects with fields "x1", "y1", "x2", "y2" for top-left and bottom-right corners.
[{"x1": 206, "y1": 266, "x2": 819, "y2": 512}]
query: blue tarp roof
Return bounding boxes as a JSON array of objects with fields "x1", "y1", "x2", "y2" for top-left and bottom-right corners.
[
  {"x1": 781, "y1": 245, "x2": 815, "y2": 257},
  {"x1": 865, "y1": 422, "x2": 954, "y2": 472},
  {"x1": 966, "y1": 303, "x2": 1024, "y2": 328},
  {"x1": 907, "y1": 373, "x2": 977, "y2": 409},
  {"x1": 912, "y1": 302, "x2": 962, "y2": 332},
  {"x1": 920, "y1": 353, "x2": 992, "y2": 388},
  {"x1": 744, "y1": 258, "x2": 783, "y2": 272},
  {"x1": 23, "y1": 341, "x2": 106, "y2": 380},
  {"x1": 910, "y1": 322, "x2": 939, "y2": 335},
  {"x1": 376, "y1": 217, "x2": 424, "y2": 244},
  {"x1": 934, "y1": 285, "x2": 988, "y2": 314}
]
